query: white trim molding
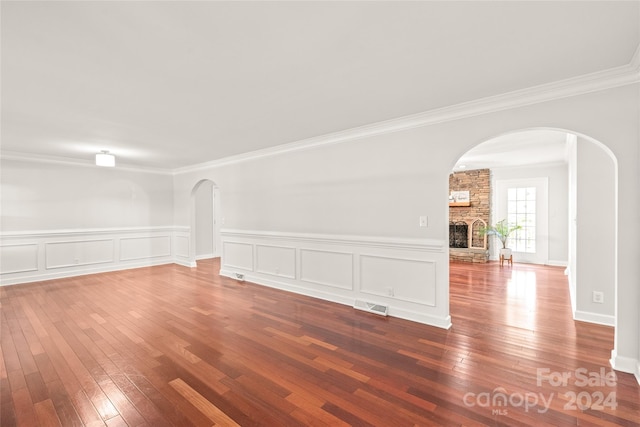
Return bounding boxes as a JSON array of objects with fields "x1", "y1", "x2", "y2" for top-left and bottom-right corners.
[
  {"x1": 220, "y1": 229, "x2": 444, "y2": 252},
  {"x1": 174, "y1": 52, "x2": 640, "y2": 175},
  {"x1": 546, "y1": 260, "x2": 568, "y2": 267},
  {"x1": 574, "y1": 310, "x2": 615, "y2": 327},
  {"x1": 220, "y1": 229, "x2": 451, "y2": 329},
  {"x1": 610, "y1": 349, "x2": 640, "y2": 384},
  {"x1": 195, "y1": 253, "x2": 218, "y2": 261},
  {"x1": 0, "y1": 226, "x2": 193, "y2": 285}
]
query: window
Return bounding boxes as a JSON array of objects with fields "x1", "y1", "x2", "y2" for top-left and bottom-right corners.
[{"x1": 507, "y1": 187, "x2": 536, "y2": 253}]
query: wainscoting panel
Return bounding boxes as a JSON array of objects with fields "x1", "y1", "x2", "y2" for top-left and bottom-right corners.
[
  {"x1": 220, "y1": 229, "x2": 450, "y2": 328},
  {"x1": 172, "y1": 228, "x2": 194, "y2": 267},
  {"x1": 0, "y1": 227, "x2": 182, "y2": 286},
  {"x1": 120, "y1": 236, "x2": 171, "y2": 261},
  {"x1": 256, "y1": 245, "x2": 296, "y2": 279},
  {"x1": 46, "y1": 239, "x2": 114, "y2": 269},
  {"x1": 360, "y1": 254, "x2": 436, "y2": 306},
  {"x1": 174, "y1": 236, "x2": 190, "y2": 259},
  {"x1": 0, "y1": 244, "x2": 38, "y2": 274},
  {"x1": 300, "y1": 249, "x2": 353, "y2": 290},
  {"x1": 222, "y1": 241, "x2": 254, "y2": 271}
]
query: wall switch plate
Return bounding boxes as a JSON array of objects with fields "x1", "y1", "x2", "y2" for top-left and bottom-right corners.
[
  {"x1": 419, "y1": 216, "x2": 428, "y2": 227},
  {"x1": 593, "y1": 291, "x2": 604, "y2": 304}
]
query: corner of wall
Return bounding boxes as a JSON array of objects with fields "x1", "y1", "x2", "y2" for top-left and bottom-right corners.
[{"x1": 609, "y1": 349, "x2": 640, "y2": 379}]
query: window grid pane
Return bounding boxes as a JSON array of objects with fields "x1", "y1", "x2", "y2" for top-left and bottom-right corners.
[{"x1": 506, "y1": 187, "x2": 536, "y2": 254}]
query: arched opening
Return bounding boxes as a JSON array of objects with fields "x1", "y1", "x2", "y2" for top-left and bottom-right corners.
[
  {"x1": 190, "y1": 179, "x2": 221, "y2": 267},
  {"x1": 447, "y1": 127, "x2": 618, "y2": 331}
]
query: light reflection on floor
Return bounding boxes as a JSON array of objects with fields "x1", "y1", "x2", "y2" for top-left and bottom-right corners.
[{"x1": 506, "y1": 268, "x2": 537, "y2": 328}]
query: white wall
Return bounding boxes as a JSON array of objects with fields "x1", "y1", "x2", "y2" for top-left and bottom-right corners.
[
  {"x1": 0, "y1": 159, "x2": 174, "y2": 231},
  {"x1": 173, "y1": 84, "x2": 639, "y2": 377},
  {"x1": 194, "y1": 180, "x2": 214, "y2": 258},
  {"x1": 575, "y1": 139, "x2": 616, "y2": 325},
  {"x1": 0, "y1": 159, "x2": 181, "y2": 284},
  {"x1": 491, "y1": 163, "x2": 569, "y2": 265},
  {"x1": 567, "y1": 134, "x2": 578, "y2": 314}
]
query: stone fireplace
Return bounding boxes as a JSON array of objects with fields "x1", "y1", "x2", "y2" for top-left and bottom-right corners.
[{"x1": 449, "y1": 169, "x2": 491, "y2": 262}]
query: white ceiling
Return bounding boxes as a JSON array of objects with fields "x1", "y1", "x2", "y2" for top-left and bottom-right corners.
[
  {"x1": 454, "y1": 129, "x2": 570, "y2": 171},
  {"x1": 2, "y1": 1, "x2": 639, "y2": 170}
]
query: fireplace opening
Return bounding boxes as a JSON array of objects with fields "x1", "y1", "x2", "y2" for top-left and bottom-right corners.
[{"x1": 449, "y1": 222, "x2": 469, "y2": 248}]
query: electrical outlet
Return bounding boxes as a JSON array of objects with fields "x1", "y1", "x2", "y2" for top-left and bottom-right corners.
[
  {"x1": 419, "y1": 216, "x2": 428, "y2": 227},
  {"x1": 593, "y1": 291, "x2": 604, "y2": 304},
  {"x1": 386, "y1": 287, "x2": 394, "y2": 297}
]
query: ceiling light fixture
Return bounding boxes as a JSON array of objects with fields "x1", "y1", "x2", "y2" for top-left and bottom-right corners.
[{"x1": 95, "y1": 150, "x2": 115, "y2": 167}]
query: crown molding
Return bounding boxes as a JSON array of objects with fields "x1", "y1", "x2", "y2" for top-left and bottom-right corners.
[
  {"x1": 174, "y1": 50, "x2": 640, "y2": 175},
  {"x1": 630, "y1": 43, "x2": 640, "y2": 72},
  {"x1": 0, "y1": 225, "x2": 186, "y2": 240},
  {"x1": 0, "y1": 151, "x2": 173, "y2": 175}
]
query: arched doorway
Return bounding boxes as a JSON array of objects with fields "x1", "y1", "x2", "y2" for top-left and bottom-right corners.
[
  {"x1": 189, "y1": 179, "x2": 221, "y2": 266},
  {"x1": 448, "y1": 127, "x2": 618, "y2": 328}
]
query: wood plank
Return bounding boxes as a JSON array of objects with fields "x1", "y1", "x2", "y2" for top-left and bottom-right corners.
[
  {"x1": 33, "y1": 399, "x2": 63, "y2": 427},
  {"x1": 1, "y1": 258, "x2": 638, "y2": 426},
  {"x1": 169, "y1": 378, "x2": 240, "y2": 426}
]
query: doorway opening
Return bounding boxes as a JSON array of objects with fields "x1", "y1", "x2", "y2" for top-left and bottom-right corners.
[
  {"x1": 190, "y1": 179, "x2": 221, "y2": 267},
  {"x1": 448, "y1": 128, "x2": 618, "y2": 331}
]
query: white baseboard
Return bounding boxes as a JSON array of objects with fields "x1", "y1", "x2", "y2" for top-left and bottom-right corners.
[
  {"x1": 195, "y1": 253, "x2": 218, "y2": 260},
  {"x1": 610, "y1": 350, "x2": 640, "y2": 384},
  {"x1": 392, "y1": 308, "x2": 452, "y2": 329},
  {"x1": 220, "y1": 268, "x2": 453, "y2": 329},
  {"x1": 488, "y1": 255, "x2": 568, "y2": 267},
  {"x1": 174, "y1": 259, "x2": 197, "y2": 268},
  {"x1": 220, "y1": 268, "x2": 354, "y2": 305},
  {"x1": 574, "y1": 310, "x2": 615, "y2": 327}
]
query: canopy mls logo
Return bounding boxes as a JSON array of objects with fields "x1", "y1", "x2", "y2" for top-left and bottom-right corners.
[
  {"x1": 462, "y1": 388, "x2": 553, "y2": 415},
  {"x1": 462, "y1": 367, "x2": 618, "y2": 416}
]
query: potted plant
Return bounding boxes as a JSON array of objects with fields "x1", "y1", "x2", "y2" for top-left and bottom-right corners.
[{"x1": 480, "y1": 219, "x2": 521, "y2": 259}]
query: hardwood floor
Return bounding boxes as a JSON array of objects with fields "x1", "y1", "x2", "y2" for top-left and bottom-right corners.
[{"x1": 1, "y1": 259, "x2": 638, "y2": 426}]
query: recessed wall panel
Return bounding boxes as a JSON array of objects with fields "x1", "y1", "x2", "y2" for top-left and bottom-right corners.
[
  {"x1": 175, "y1": 236, "x2": 190, "y2": 258},
  {"x1": 300, "y1": 249, "x2": 353, "y2": 290},
  {"x1": 360, "y1": 255, "x2": 436, "y2": 306},
  {"x1": 120, "y1": 236, "x2": 171, "y2": 261},
  {"x1": 256, "y1": 245, "x2": 296, "y2": 278},
  {"x1": 0, "y1": 244, "x2": 38, "y2": 274},
  {"x1": 223, "y1": 242, "x2": 253, "y2": 271},
  {"x1": 46, "y1": 239, "x2": 114, "y2": 269}
]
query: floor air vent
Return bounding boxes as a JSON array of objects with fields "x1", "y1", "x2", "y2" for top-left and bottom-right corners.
[{"x1": 354, "y1": 300, "x2": 388, "y2": 316}]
